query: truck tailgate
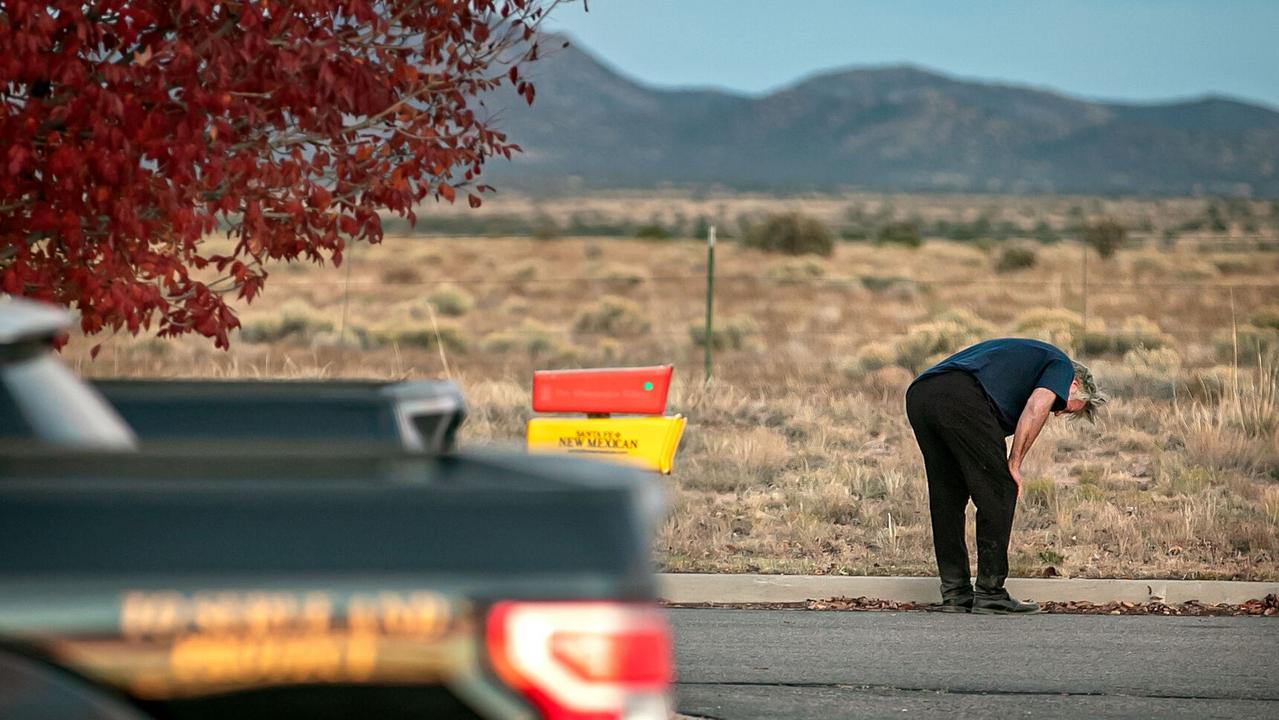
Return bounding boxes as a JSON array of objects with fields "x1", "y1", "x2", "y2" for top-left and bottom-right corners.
[{"x1": 0, "y1": 448, "x2": 661, "y2": 718}]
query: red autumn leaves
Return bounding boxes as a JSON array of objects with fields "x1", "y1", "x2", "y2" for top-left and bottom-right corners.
[{"x1": 1, "y1": 0, "x2": 551, "y2": 348}]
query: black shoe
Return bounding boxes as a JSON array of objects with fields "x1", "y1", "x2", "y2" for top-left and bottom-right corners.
[
  {"x1": 972, "y1": 590, "x2": 1039, "y2": 614},
  {"x1": 932, "y1": 580, "x2": 974, "y2": 613},
  {"x1": 930, "y1": 597, "x2": 973, "y2": 613}
]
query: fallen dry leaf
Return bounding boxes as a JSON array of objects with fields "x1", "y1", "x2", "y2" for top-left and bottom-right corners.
[{"x1": 662, "y1": 593, "x2": 1279, "y2": 617}]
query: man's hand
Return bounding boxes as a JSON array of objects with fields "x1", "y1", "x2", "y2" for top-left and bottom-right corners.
[{"x1": 1008, "y1": 461, "x2": 1023, "y2": 498}]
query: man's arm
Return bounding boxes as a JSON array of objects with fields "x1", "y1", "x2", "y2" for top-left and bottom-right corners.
[{"x1": 1006, "y1": 387, "x2": 1058, "y2": 496}]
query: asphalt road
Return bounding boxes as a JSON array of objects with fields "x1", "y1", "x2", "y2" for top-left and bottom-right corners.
[{"x1": 670, "y1": 609, "x2": 1279, "y2": 720}]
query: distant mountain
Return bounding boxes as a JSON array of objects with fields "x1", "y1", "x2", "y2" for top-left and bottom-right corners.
[{"x1": 480, "y1": 36, "x2": 1279, "y2": 195}]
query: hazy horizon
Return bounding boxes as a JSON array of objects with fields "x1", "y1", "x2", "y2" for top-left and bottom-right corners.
[
  {"x1": 545, "y1": 0, "x2": 1279, "y2": 109},
  {"x1": 547, "y1": 35, "x2": 1279, "y2": 111}
]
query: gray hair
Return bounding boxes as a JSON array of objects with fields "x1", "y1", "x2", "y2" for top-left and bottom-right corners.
[{"x1": 1071, "y1": 361, "x2": 1107, "y2": 423}]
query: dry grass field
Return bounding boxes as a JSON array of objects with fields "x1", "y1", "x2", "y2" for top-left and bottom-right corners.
[{"x1": 66, "y1": 192, "x2": 1279, "y2": 581}]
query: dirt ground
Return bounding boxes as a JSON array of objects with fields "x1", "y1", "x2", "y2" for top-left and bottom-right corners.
[{"x1": 66, "y1": 192, "x2": 1279, "y2": 581}]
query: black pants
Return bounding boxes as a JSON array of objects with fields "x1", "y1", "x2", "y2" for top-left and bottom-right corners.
[{"x1": 905, "y1": 371, "x2": 1017, "y2": 597}]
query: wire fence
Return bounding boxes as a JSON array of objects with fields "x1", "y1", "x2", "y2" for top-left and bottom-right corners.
[
  {"x1": 258, "y1": 262, "x2": 1277, "y2": 320},
  {"x1": 266, "y1": 275, "x2": 1279, "y2": 290},
  {"x1": 209, "y1": 234, "x2": 1279, "y2": 385}
]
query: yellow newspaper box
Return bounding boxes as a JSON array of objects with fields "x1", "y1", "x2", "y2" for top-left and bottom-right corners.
[{"x1": 527, "y1": 415, "x2": 686, "y2": 474}]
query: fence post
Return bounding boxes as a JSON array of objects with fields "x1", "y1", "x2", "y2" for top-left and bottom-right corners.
[
  {"x1": 704, "y1": 225, "x2": 716, "y2": 384},
  {"x1": 1080, "y1": 240, "x2": 1089, "y2": 358}
]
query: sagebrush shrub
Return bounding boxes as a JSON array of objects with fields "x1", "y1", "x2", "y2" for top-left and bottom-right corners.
[
  {"x1": 239, "y1": 300, "x2": 334, "y2": 343},
  {"x1": 428, "y1": 284, "x2": 475, "y2": 317},
  {"x1": 1109, "y1": 316, "x2": 1172, "y2": 354},
  {"x1": 875, "y1": 221, "x2": 923, "y2": 248},
  {"x1": 742, "y1": 212, "x2": 834, "y2": 256},
  {"x1": 995, "y1": 244, "x2": 1037, "y2": 272},
  {"x1": 573, "y1": 296, "x2": 651, "y2": 337},
  {"x1": 372, "y1": 319, "x2": 469, "y2": 353},
  {"x1": 689, "y1": 316, "x2": 759, "y2": 350},
  {"x1": 1084, "y1": 218, "x2": 1126, "y2": 259},
  {"x1": 843, "y1": 342, "x2": 895, "y2": 379},
  {"x1": 893, "y1": 320, "x2": 989, "y2": 373},
  {"x1": 481, "y1": 320, "x2": 579, "y2": 362},
  {"x1": 767, "y1": 258, "x2": 829, "y2": 285},
  {"x1": 1250, "y1": 305, "x2": 1279, "y2": 332},
  {"x1": 1093, "y1": 349, "x2": 1185, "y2": 400},
  {"x1": 1214, "y1": 325, "x2": 1279, "y2": 365},
  {"x1": 634, "y1": 224, "x2": 672, "y2": 240},
  {"x1": 1014, "y1": 307, "x2": 1084, "y2": 352}
]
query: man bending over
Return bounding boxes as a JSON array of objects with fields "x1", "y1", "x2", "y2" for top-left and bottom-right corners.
[{"x1": 905, "y1": 338, "x2": 1106, "y2": 614}]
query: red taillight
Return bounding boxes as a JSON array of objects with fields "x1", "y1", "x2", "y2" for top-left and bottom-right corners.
[{"x1": 486, "y1": 602, "x2": 674, "y2": 720}]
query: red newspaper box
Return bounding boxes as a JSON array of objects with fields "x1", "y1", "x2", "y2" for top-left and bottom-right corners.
[{"x1": 532, "y1": 365, "x2": 674, "y2": 416}]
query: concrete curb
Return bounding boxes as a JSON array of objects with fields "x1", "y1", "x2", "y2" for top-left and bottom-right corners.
[{"x1": 658, "y1": 573, "x2": 1279, "y2": 605}]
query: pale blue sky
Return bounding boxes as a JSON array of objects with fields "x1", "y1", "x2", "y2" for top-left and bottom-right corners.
[{"x1": 546, "y1": 1, "x2": 1279, "y2": 108}]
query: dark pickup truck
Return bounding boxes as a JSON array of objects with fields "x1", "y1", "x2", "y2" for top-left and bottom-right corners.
[
  {"x1": 0, "y1": 298, "x2": 672, "y2": 720},
  {"x1": 90, "y1": 378, "x2": 466, "y2": 451}
]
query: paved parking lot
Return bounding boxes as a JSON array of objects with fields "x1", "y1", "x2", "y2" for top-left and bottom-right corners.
[{"x1": 671, "y1": 609, "x2": 1279, "y2": 719}]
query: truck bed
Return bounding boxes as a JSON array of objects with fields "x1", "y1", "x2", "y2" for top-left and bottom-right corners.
[{"x1": 89, "y1": 379, "x2": 466, "y2": 451}]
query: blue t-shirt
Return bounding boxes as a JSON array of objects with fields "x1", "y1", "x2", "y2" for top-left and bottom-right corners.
[{"x1": 913, "y1": 338, "x2": 1074, "y2": 435}]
